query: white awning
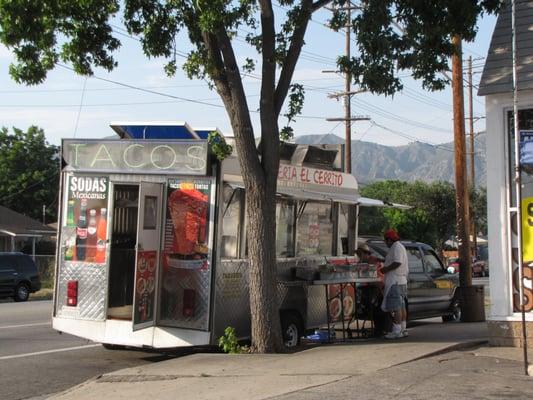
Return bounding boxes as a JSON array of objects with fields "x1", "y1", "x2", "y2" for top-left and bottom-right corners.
[
  {"x1": 225, "y1": 179, "x2": 359, "y2": 204},
  {"x1": 357, "y1": 197, "x2": 412, "y2": 210}
]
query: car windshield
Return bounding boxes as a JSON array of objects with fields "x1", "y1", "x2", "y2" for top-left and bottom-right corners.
[{"x1": 367, "y1": 241, "x2": 389, "y2": 257}]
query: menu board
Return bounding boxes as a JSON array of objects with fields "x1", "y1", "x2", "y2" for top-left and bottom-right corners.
[
  {"x1": 133, "y1": 250, "x2": 157, "y2": 324},
  {"x1": 162, "y1": 180, "x2": 211, "y2": 270}
]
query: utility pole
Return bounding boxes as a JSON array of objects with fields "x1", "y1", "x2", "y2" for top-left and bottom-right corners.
[
  {"x1": 325, "y1": 2, "x2": 370, "y2": 256},
  {"x1": 467, "y1": 56, "x2": 478, "y2": 258},
  {"x1": 344, "y1": 1, "x2": 352, "y2": 174},
  {"x1": 453, "y1": 36, "x2": 483, "y2": 323}
]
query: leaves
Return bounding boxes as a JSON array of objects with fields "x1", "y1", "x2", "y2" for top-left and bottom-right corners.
[
  {"x1": 208, "y1": 130, "x2": 233, "y2": 161},
  {"x1": 0, "y1": 126, "x2": 59, "y2": 221},
  {"x1": 359, "y1": 180, "x2": 457, "y2": 252}
]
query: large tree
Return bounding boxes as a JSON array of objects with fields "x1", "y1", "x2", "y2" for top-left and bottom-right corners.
[
  {"x1": 0, "y1": 126, "x2": 59, "y2": 222},
  {"x1": 0, "y1": 0, "x2": 499, "y2": 352},
  {"x1": 360, "y1": 180, "x2": 456, "y2": 252}
]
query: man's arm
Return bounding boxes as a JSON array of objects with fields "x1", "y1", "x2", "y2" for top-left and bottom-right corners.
[{"x1": 381, "y1": 262, "x2": 401, "y2": 274}]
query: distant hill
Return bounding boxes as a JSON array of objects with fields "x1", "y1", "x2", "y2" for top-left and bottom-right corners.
[{"x1": 295, "y1": 134, "x2": 486, "y2": 186}]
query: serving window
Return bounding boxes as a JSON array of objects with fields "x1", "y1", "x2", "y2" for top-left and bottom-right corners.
[
  {"x1": 220, "y1": 185, "x2": 244, "y2": 259},
  {"x1": 276, "y1": 198, "x2": 296, "y2": 257},
  {"x1": 296, "y1": 201, "x2": 333, "y2": 256}
]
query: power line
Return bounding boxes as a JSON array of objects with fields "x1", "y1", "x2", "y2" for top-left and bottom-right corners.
[{"x1": 371, "y1": 121, "x2": 455, "y2": 152}]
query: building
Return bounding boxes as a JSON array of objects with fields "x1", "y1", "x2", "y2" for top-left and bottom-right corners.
[
  {"x1": 478, "y1": 0, "x2": 533, "y2": 346},
  {"x1": 0, "y1": 205, "x2": 56, "y2": 255}
]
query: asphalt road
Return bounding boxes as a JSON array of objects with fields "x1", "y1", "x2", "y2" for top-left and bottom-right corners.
[
  {"x1": 0, "y1": 301, "x2": 172, "y2": 400},
  {"x1": 1, "y1": 277, "x2": 490, "y2": 400}
]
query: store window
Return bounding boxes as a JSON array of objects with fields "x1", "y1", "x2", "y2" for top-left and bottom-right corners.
[
  {"x1": 296, "y1": 201, "x2": 333, "y2": 256},
  {"x1": 220, "y1": 185, "x2": 243, "y2": 259},
  {"x1": 507, "y1": 109, "x2": 533, "y2": 312},
  {"x1": 276, "y1": 199, "x2": 295, "y2": 257},
  {"x1": 338, "y1": 203, "x2": 349, "y2": 255}
]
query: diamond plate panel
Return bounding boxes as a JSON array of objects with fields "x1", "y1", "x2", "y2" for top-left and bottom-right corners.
[
  {"x1": 55, "y1": 254, "x2": 108, "y2": 320},
  {"x1": 159, "y1": 267, "x2": 212, "y2": 330},
  {"x1": 213, "y1": 259, "x2": 250, "y2": 339},
  {"x1": 213, "y1": 256, "x2": 329, "y2": 339}
]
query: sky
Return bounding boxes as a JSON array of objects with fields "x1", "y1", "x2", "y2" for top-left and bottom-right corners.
[{"x1": 0, "y1": 4, "x2": 497, "y2": 148}]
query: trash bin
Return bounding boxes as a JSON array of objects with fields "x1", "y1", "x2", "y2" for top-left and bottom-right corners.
[{"x1": 459, "y1": 286, "x2": 486, "y2": 322}]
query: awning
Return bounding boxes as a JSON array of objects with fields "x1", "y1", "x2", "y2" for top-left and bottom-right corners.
[
  {"x1": 226, "y1": 180, "x2": 359, "y2": 204},
  {"x1": 357, "y1": 197, "x2": 412, "y2": 210}
]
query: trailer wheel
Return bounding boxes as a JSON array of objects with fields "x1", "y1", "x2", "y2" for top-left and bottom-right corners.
[{"x1": 281, "y1": 312, "x2": 302, "y2": 349}]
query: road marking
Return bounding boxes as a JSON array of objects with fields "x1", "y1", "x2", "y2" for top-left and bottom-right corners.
[
  {"x1": 0, "y1": 322, "x2": 50, "y2": 330},
  {"x1": 0, "y1": 344, "x2": 101, "y2": 360}
]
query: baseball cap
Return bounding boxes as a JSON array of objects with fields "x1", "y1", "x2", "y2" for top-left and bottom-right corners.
[{"x1": 384, "y1": 229, "x2": 400, "y2": 241}]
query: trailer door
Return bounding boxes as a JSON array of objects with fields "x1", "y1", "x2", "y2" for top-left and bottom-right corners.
[{"x1": 132, "y1": 182, "x2": 163, "y2": 331}]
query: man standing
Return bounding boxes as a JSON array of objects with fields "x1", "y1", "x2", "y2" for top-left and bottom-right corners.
[{"x1": 380, "y1": 229, "x2": 409, "y2": 339}]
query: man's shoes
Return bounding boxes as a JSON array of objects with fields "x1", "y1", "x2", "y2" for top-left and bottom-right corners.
[
  {"x1": 384, "y1": 331, "x2": 403, "y2": 339},
  {"x1": 401, "y1": 329, "x2": 408, "y2": 338}
]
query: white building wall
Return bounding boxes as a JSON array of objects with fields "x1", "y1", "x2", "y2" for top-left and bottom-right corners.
[{"x1": 485, "y1": 90, "x2": 533, "y2": 322}]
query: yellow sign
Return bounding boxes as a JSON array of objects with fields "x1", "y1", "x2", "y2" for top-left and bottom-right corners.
[{"x1": 522, "y1": 197, "x2": 533, "y2": 262}]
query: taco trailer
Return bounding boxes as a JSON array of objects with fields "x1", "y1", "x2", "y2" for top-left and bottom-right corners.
[{"x1": 52, "y1": 122, "x2": 379, "y2": 349}]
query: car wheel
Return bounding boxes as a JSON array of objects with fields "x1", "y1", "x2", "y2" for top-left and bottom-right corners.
[
  {"x1": 281, "y1": 312, "x2": 302, "y2": 349},
  {"x1": 14, "y1": 283, "x2": 30, "y2": 302},
  {"x1": 442, "y1": 300, "x2": 461, "y2": 323}
]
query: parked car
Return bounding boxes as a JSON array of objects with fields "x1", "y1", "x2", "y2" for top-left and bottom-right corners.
[
  {"x1": 361, "y1": 239, "x2": 460, "y2": 322},
  {"x1": 0, "y1": 253, "x2": 41, "y2": 301},
  {"x1": 446, "y1": 256, "x2": 488, "y2": 277}
]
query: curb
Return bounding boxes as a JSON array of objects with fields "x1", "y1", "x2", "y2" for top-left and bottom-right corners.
[{"x1": 393, "y1": 339, "x2": 489, "y2": 367}]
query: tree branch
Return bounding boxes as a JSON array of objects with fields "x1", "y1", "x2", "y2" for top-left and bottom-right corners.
[
  {"x1": 215, "y1": 28, "x2": 264, "y2": 183},
  {"x1": 259, "y1": 0, "x2": 276, "y2": 112},
  {"x1": 258, "y1": 0, "x2": 278, "y2": 178},
  {"x1": 202, "y1": 32, "x2": 233, "y2": 105},
  {"x1": 274, "y1": 0, "x2": 313, "y2": 117},
  {"x1": 311, "y1": 0, "x2": 332, "y2": 12}
]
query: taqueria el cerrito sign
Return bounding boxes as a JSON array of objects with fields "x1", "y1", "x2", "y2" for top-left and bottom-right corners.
[
  {"x1": 62, "y1": 139, "x2": 208, "y2": 175},
  {"x1": 277, "y1": 164, "x2": 357, "y2": 190}
]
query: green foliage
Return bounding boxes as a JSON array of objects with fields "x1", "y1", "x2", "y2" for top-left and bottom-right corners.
[
  {"x1": 0, "y1": 126, "x2": 59, "y2": 221},
  {"x1": 218, "y1": 326, "x2": 247, "y2": 354},
  {"x1": 330, "y1": 0, "x2": 501, "y2": 94},
  {"x1": 281, "y1": 83, "x2": 305, "y2": 140},
  {"x1": 208, "y1": 131, "x2": 233, "y2": 161},
  {"x1": 359, "y1": 180, "x2": 457, "y2": 251},
  {"x1": 0, "y1": 1, "x2": 499, "y2": 102},
  {"x1": 470, "y1": 186, "x2": 487, "y2": 235}
]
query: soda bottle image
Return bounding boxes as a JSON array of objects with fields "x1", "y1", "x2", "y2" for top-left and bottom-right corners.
[
  {"x1": 75, "y1": 199, "x2": 88, "y2": 261},
  {"x1": 86, "y1": 209, "x2": 97, "y2": 262},
  {"x1": 64, "y1": 236, "x2": 75, "y2": 261},
  {"x1": 95, "y1": 208, "x2": 107, "y2": 264},
  {"x1": 66, "y1": 200, "x2": 75, "y2": 226}
]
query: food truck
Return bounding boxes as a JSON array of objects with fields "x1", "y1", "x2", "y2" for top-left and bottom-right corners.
[{"x1": 52, "y1": 122, "x2": 378, "y2": 349}]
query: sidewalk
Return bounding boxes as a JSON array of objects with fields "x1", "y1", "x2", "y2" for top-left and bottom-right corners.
[{"x1": 51, "y1": 319, "x2": 532, "y2": 400}]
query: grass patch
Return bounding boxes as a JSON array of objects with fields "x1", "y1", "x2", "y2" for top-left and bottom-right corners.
[{"x1": 30, "y1": 288, "x2": 53, "y2": 301}]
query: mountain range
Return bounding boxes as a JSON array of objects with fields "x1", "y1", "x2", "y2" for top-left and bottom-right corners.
[{"x1": 294, "y1": 134, "x2": 487, "y2": 187}]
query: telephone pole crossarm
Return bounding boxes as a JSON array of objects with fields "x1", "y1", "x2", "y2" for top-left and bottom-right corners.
[{"x1": 326, "y1": 116, "x2": 371, "y2": 122}]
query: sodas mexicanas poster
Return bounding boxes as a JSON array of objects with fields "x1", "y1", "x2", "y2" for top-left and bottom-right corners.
[{"x1": 63, "y1": 175, "x2": 109, "y2": 264}]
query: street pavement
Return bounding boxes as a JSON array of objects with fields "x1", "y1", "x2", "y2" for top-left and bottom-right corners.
[
  {"x1": 50, "y1": 318, "x2": 533, "y2": 400},
  {"x1": 0, "y1": 301, "x2": 164, "y2": 400}
]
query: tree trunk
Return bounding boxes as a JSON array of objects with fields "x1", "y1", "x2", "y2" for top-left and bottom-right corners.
[
  {"x1": 246, "y1": 180, "x2": 282, "y2": 353},
  {"x1": 227, "y1": 105, "x2": 282, "y2": 353}
]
